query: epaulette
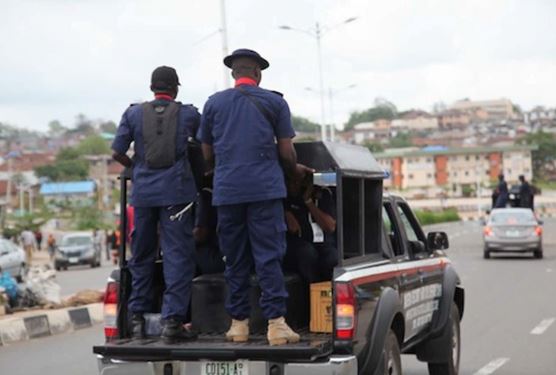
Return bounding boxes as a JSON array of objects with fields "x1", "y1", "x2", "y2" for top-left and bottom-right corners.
[
  {"x1": 270, "y1": 90, "x2": 284, "y2": 97},
  {"x1": 129, "y1": 103, "x2": 139, "y2": 107}
]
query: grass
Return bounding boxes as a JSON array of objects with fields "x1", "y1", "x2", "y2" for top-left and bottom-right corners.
[{"x1": 414, "y1": 208, "x2": 460, "y2": 226}]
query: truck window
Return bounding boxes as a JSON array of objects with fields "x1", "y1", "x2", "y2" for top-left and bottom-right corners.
[
  {"x1": 396, "y1": 203, "x2": 427, "y2": 256},
  {"x1": 383, "y1": 202, "x2": 405, "y2": 257}
]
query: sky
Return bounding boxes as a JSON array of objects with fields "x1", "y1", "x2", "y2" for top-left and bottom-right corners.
[{"x1": 1, "y1": 0, "x2": 555, "y2": 131}]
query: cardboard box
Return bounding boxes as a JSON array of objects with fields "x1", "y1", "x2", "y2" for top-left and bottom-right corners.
[{"x1": 310, "y1": 281, "x2": 333, "y2": 333}]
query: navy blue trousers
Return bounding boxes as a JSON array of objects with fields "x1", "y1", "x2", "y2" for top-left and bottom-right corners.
[
  {"x1": 217, "y1": 199, "x2": 288, "y2": 320},
  {"x1": 128, "y1": 204, "x2": 195, "y2": 322}
]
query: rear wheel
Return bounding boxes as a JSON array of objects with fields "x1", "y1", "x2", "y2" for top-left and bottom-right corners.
[
  {"x1": 382, "y1": 330, "x2": 402, "y2": 375},
  {"x1": 428, "y1": 303, "x2": 461, "y2": 375},
  {"x1": 483, "y1": 248, "x2": 490, "y2": 259},
  {"x1": 534, "y1": 248, "x2": 543, "y2": 259}
]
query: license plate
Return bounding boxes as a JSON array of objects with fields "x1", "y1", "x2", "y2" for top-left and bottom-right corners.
[
  {"x1": 69, "y1": 257, "x2": 79, "y2": 263},
  {"x1": 506, "y1": 230, "x2": 520, "y2": 237},
  {"x1": 201, "y1": 360, "x2": 248, "y2": 375}
]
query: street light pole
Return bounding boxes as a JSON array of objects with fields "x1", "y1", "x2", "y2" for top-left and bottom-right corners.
[
  {"x1": 315, "y1": 22, "x2": 326, "y2": 141},
  {"x1": 219, "y1": 0, "x2": 230, "y2": 89}
]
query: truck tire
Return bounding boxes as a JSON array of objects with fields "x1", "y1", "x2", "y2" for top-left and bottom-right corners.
[
  {"x1": 381, "y1": 329, "x2": 402, "y2": 375},
  {"x1": 534, "y1": 248, "x2": 543, "y2": 259},
  {"x1": 427, "y1": 303, "x2": 460, "y2": 375},
  {"x1": 483, "y1": 247, "x2": 490, "y2": 259}
]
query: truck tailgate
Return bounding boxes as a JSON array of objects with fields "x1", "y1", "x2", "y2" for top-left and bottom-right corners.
[{"x1": 93, "y1": 332, "x2": 332, "y2": 362}]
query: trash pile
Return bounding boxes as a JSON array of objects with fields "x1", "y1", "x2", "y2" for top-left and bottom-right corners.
[{"x1": 0, "y1": 266, "x2": 103, "y2": 315}]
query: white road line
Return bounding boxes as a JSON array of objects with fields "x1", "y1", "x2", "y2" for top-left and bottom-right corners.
[
  {"x1": 474, "y1": 358, "x2": 510, "y2": 375},
  {"x1": 531, "y1": 318, "x2": 556, "y2": 335}
]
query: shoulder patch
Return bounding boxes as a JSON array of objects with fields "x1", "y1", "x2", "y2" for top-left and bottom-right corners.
[
  {"x1": 270, "y1": 90, "x2": 284, "y2": 97},
  {"x1": 129, "y1": 103, "x2": 139, "y2": 107}
]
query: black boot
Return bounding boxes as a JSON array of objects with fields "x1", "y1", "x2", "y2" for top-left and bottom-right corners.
[
  {"x1": 161, "y1": 318, "x2": 197, "y2": 343},
  {"x1": 130, "y1": 313, "x2": 145, "y2": 339}
]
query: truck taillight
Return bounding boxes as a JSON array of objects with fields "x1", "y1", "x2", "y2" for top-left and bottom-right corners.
[
  {"x1": 335, "y1": 282, "x2": 356, "y2": 340},
  {"x1": 104, "y1": 281, "x2": 119, "y2": 341}
]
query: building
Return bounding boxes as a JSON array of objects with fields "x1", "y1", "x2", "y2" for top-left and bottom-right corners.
[
  {"x1": 40, "y1": 181, "x2": 96, "y2": 206},
  {"x1": 451, "y1": 98, "x2": 514, "y2": 120},
  {"x1": 391, "y1": 110, "x2": 438, "y2": 133},
  {"x1": 376, "y1": 145, "x2": 536, "y2": 191},
  {"x1": 352, "y1": 119, "x2": 391, "y2": 144}
]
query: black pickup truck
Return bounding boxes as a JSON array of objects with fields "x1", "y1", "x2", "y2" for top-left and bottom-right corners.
[{"x1": 93, "y1": 142, "x2": 464, "y2": 375}]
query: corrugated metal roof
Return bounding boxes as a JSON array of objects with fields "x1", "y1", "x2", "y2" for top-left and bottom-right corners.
[
  {"x1": 40, "y1": 181, "x2": 96, "y2": 195},
  {"x1": 375, "y1": 144, "x2": 538, "y2": 159}
]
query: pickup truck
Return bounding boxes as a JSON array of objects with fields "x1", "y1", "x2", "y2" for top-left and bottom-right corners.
[{"x1": 93, "y1": 142, "x2": 464, "y2": 375}]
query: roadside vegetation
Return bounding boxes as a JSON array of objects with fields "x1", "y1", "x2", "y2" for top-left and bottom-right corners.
[{"x1": 414, "y1": 208, "x2": 460, "y2": 226}]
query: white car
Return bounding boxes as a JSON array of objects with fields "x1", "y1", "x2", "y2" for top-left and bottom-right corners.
[{"x1": 0, "y1": 239, "x2": 26, "y2": 282}]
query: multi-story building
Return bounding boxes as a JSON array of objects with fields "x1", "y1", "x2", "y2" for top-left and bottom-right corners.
[
  {"x1": 391, "y1": 110, "x2": 438, "y2": 133},
  {"x1": 376, "y1": 145, "x2": 536, "y2": 191},
  {"x1": 451, "y1": 98, "x2": 514, "y2": 120},
  {"x1": 352, "y1": 119, "x2": 391, "y2": 144}
]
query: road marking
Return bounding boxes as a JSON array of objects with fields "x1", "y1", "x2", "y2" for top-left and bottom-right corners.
[
  {"x1": 531, "y1": 318, "x2": 556, "y2": 335},
  {"x1": 474, "y1": 358, "x2": 510, "y2": 375}
]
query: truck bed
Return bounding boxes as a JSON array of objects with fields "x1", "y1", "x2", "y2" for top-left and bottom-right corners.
[{"x1": 93, "y1": 331, "x2": 332, "y2": 362}]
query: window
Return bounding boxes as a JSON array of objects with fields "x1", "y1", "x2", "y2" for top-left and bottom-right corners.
[
  {"x1": 465, "y1": 156, "x2": 470, "y2": 161},
  {"x1": 409, "y1": 174, "x2": 414, "y2": 179},
  {"x1": 476, "y1": 155, "x2": 480, "y2": 161},
  {"x1": 383, "y1": 203, "x2": 404, "y2": 257},
  {"x1": 465, "y1": 171, "x2": 469, "y2": 176},
  {"x1": 396, "y1": 203, "x2": 427, "y2": 257},
  {"x1": 396, "y1": 205, "x2": 419, "y2": 242}
]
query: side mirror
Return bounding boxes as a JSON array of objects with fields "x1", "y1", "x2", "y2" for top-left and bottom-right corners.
[{"x1": 427, "y1": 231, "x2": 450, "y2": 251}]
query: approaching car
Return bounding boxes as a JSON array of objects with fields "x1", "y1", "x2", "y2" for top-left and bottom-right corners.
[
  {"x1": 55, "y1": 233, "x2": 101, "y2": 270},
  {"x1": 0, "y1": 239, "x2": 26, "y2": 282},
  {"x1": 483, "y1": 208, "x2": 543, "y2": 259}
]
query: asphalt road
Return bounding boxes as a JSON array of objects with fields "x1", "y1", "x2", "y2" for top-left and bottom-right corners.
[
  {"x1": 1, "y1": 220, "x2": 555, "y2": 375},
  {"x1": 55, "y1": 256, "x2": 116, "y2": 296}
]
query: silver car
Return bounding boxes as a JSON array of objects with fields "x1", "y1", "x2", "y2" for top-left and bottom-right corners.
[
  {"x1": 0, "y1": 239, "x2": 26, "y2": 282},
  {"x1": 483, "y1": 208, "x2": 543, "y2": 259},
  {"x1": 55, "y1": 233, "x2": 101, "y2": 270}
]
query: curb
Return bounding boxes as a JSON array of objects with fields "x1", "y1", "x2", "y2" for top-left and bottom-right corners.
[{"x1": 0, "y1": 302, "x2": 103, "y2": 346}]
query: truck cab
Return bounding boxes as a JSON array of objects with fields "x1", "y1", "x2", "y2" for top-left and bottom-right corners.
[{"x1": 94, "y1": 142, "x2": 464, "y2": 375}]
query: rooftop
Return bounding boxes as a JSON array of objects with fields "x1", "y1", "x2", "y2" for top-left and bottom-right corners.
[
  {"x1": 375, "y1": 144, "x2": 538, "y2": 159},
  {"x1": 40, "y1": 181, "x2": 96, "y2": 195}
]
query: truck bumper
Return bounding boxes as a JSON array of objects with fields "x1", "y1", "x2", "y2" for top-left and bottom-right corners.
[{"x1": 96, "y1": 354, "x2": 357, "y2": 375}]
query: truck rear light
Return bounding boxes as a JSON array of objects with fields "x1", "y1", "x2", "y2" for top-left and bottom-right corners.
[
  {"x1": 335, "y1": 282, "x2": 356, "y2": 340},
  {"x1": 483, "y1": 226, "x2": 493, "y2": 236},
  {"x1": 104, "y1": 281, "x2": 119, "y2": 341},
  {"x1": 535, "y1": 226, "x2": 543, "y2": 236}
]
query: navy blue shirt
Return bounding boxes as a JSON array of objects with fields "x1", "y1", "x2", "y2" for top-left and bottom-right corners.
[
  {"x1": 199, "y1": 83, "x2": 295, "y2": 206},
  {"x1": 112, "y1": 98, "x2": 199, "y2": 207}
]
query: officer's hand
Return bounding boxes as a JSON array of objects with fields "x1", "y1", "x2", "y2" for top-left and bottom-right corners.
[
  {"x1": 285, "y1": 211, "x2": 301, "y2": 234},
  {"x1": 193, "y1": 226, "x2": 209, "y2": 243},
  {"x1": 303, "y1": 184, "x2": 314, "y2": 204},
  {"x1": 294, "y1": 163, "x2": 315, "y2": 181}
]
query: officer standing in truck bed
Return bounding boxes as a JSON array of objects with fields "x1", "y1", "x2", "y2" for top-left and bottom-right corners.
[
  {"x1": 112, "y1": 66, "x2": 199, "y2": 342},
  {"x1": 199, "y1": 49, "x2": 310, "y2": 346}
]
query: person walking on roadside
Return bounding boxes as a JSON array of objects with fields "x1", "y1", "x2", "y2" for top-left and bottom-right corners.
[
  {"x1": 112, "y1": 66, "x2": 199, "y2": 342},
  {"x1": 20, "y1": 228, "x2": 36, "y2": 266},
  {"x1": 34, "y1": 230, "x2": 43, "y2": 251},
  {"x1": 199, "y1": 49, "x2": 311, "y2": 346},
  {"x1": 494, "y1": 174, "x2": 508, "y2": 208},
  {"x1": 47, "y1": 233, "x2": 56, "y2": 261}
]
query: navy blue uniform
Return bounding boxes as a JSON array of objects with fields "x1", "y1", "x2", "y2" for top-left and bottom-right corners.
[
  {"x1": 199, "y1": 81, "x2": 295, "y2": 320},
  {"x1": 495, "y1": 180, "x2": 509, "y2": 208},
  {"x1": 284, "y1": 187, "x2": 338, "y2": 282},
  {"x1": 194, "y1": 188, "x2": 225, "y2": 275},
  {"x1": 112, "y1": 98, "x2": 199, "y2": 322}
]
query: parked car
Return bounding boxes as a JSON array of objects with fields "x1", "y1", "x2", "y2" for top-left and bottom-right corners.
[
  {"x1": 483, "y1": 208, "x2": 543, "y2": 259},
  {"x1": 55, "y1": 233, "x2": 101, "y2": 270},
  {"x1": 0, "y1": 239, "x2": 26, "y2": 282},
  {"x1": 94, "y1": 142, "x2": 464, "y2": 375}
]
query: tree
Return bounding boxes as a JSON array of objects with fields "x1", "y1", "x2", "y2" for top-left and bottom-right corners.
[
  {"x1": 291, "y1": 115, "x2": 319, "y2": 133},
  {"x1": 57, "y1": 147, "x2": 81, "y2": 161},
  {"x1": 388, "y1": 133, "x2": 412, "y2": 148},
  {"x1": 344, "y1": 99, "x2": 398, "y2": 130},
  {"x1": 517, "y1": 131, "x2": 556, "y2": 181},
  {"x1": 77, "y1": 135, "x2": 110, "y2": 155},
  {"x1": 35, "y1": 159, "x2": 89, "y2": 181},
  {"x1": 48, "y1": 120, "x2": 67, "y2": 136},
  {"x1": 364, "y1": 141, "x2": 384, "y2": 153},
  {"x1": 99, "y1": 121, "x2": 117, "y2": 134},
  {"x1": 72, "y1": 113, "x2": 95, "y2": 135}
]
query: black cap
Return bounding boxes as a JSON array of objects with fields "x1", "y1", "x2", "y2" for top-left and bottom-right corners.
[
  {"x1": 151, "y1": 66, "x2": 180, "y2": 91},
  {"x1": 223, "y1": 49, "x2": 269, "y2": 70}
]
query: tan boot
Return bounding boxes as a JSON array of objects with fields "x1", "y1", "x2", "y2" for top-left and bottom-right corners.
[
  {"x1": 226, "y1": 319, "x2": 249, "y2": 342},
  {"x1": 267, "y1": 317, "x2": 300, "y2": 346}
]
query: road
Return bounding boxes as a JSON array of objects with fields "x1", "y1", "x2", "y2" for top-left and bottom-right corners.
[
  {"x1": 55, "y1": 257, "x2": 116, "y2": 296},
  {"x1": 1, "y1": 220, "x2": 555, "y2": 374}
]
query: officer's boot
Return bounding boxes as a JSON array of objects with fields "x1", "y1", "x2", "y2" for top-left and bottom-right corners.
[
  {"x1": 267, "y1": 317, "x2": 300, "y2": 346},
  {"x1": 161, "y1": 318, "x2": 198, "y2": 343},
  {"x1": 130, "y1": 313, "x2": 145, "y2": 339},
  {"x1": 225, "y1": 319, "x2": 249, "y2": 342}
]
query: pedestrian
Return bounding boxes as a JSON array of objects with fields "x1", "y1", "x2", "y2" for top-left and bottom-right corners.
[
  {"x1": 34, "y1": 230, "x2": 43, "y2": 251},
  {"x1": 20, "y1": 228, "x2": 36, "y2": 266},
  {"x1": 112, "y1": 66, "x2": 199, "y2": 342},
  {"x1": 47, "y1": 233, "x2": 56, "y2": 261},
  {"x1": 518, "y1": 175, "x2": 533, "y2": 210},
  {"x1": 93, "y1": 228, "x2": 102, "y2": 260},
  {"x1": 105, "y1": 230, "x2": 113, "y2": 261},
  {"x1": 199, "y1": 48, "x2": 311, "y2": 345},
  {"x1": 494, "y1": 174, "x2": 508, "y2": 208},
  {"x1": 112, "y1": 228, "x2": 121, "y2": 265}
]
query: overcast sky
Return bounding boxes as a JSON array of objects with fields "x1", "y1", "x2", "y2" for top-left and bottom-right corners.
[{"x1": 1, "y1": 0, "x2": 555, "y2": 131}]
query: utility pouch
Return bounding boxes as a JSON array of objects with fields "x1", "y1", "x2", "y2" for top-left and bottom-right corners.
[{"x1": 141, "y1": 101, "x2": 179, "y2": 169}]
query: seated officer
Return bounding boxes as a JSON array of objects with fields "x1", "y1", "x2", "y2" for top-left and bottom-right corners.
[
  {"x1": 112, "y1": 66, "x2": 198, "y2": 342},
  {"x1": 193, "y1": 188, "x2": 225, "y2": 275},
  {"x1": 284, "y1": 177, "x2": 338, "y2": 283}
]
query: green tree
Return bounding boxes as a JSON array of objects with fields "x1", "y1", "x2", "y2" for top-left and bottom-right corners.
[
  {"x1": 291, "y1": 115, "x2": 319, "y2": 133},
  {"x1": 517, "y1": 131, "x2": 556, "y2": 181},
  {"x1": 57, "y1": 147, "x2": 81, "y2": 161},
  {"x1": 99, "y1": 121, "x2": 117, "y2": 134},
  {"x1": 344, "y1": 99, "x2": 397, "y2": 130},
  {"x1": 47, "y1": 120, "x2": 67, "y2": 136},
  {"x1": 77, "y1": 134, "x2": 110, "y2": 155},
  {"x1": 364, "y1": 141, "x2": 384, "y2": 153},
  {"x1": 388, "y1": 133, "x2": 412, "y2": 148}
]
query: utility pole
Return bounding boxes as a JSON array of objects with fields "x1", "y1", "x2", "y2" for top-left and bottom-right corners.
[
  {"x1": 220, "y1": 0, "x2": 230, "y2": 89},
  {"x1": 315, "y1": 22, "x2": 326, "y2": 141}
]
